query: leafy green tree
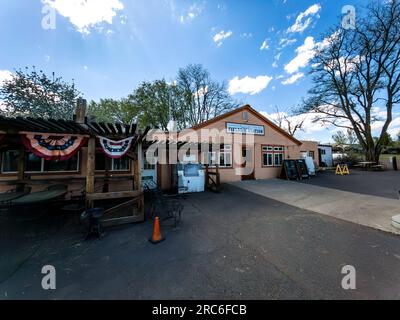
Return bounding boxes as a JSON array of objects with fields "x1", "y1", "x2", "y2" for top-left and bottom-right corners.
[
  {"x1": 0, "y1": 66, "x2": 81, "y2": 119},
  {"x1": 130, "y1": 79, "x2": 180, "y2": 130},
  {"x1": 88, "y1": 98, "x2": 138, "y2": 125},
  {"x1": 88, "y1": 64, "x2": 237, "y2": 130}
]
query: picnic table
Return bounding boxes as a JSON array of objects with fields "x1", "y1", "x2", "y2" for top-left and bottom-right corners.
[{"x1": 356, "y1": 161, "x2": 382, "y2": 171}]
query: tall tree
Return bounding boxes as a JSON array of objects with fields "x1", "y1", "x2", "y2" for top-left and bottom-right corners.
[
  {"x1": 130, "y1": 79, "x2": 181, "y2": 131},
  {"x1": 302, "y1": 1, "x2": 400, "y2": 162},
  {"x1": 273, "y1": 105, "x2": 306, "y2": 136},
  {"x1": 0, "y1": 66, "x2": 81, "y2": 119},
  {"x1": 176, "y1": 64, "x2": 238, "y2": 127},
  {"x1": 88, "y1": 98, "x2": 138, "y2": 125}
]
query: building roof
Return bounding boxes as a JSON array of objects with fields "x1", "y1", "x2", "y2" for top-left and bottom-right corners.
[
  {"x1": 190, "y1": 105, "x2": 302, "y2": 145},
  {"x1": 0, "y1": 116, "x2": 148, "y2": 139}
]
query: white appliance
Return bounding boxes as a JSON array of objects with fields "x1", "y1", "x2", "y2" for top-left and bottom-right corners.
[
  {"x1": 177, "y1": 163, "x2": 205, "y2": 194},
  {"x1": 304, "y1": 156, "x2": 316, "y2": 176}
]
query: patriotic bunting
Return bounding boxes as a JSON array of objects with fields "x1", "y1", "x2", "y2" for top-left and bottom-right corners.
[
  {"x1": 98, "y1": 136, "x2": 135, "y2": 159},
  {"x1": 20, "y1": 133, "x2": 87, "y2": 161}
]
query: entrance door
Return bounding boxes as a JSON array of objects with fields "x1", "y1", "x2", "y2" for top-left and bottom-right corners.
[
  {"x1": 141, "y1": 150, "x2": 157, "y2": 189},
  {"x1": 241, "y1": 146, "x2": 255, "y2": 180}
]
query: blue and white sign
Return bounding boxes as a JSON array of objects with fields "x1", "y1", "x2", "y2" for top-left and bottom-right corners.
[{"x1": 226, "y1": 123, "x2": 265, "y2": 135}]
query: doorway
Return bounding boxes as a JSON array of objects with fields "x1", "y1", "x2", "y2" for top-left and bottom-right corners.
[
  {"x1": 141, "y1": 150, "x2": 158, "y2": 189},
  {"x1": 241, "y1": 146, "x2": 255, "y2": 180}
]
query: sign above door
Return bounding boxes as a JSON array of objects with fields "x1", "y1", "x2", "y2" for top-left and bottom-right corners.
[{"x1": 226, "y1": 122, "x2": 265, "y2": 135}]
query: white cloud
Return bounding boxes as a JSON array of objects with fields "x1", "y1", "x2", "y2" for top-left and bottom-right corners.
[
  {"x1": 213, "y1": 30, "x2": 233, "y2": 46},
  {"x1": 0, "y1": 70, "x2": 13, "y2": 86},
  {"x1": 261, "y1": 111, "x2": 328, "y2": 136},
  {"x1": 279, "y1": 38, "x2": 297, "y2": 49},
  {"x1": 284, "y1": 31, "x2": 340, "y2": 75},
  {"x1": 260, "y1": 39, "x2": 269, "y2": 50},
  {"x1": 287, "y1": 4, "x2": 321, "y2": 33},
  {"x1": 42, "y1": 0, "x2": 124, "y2": 34},
  {"x1": 180, "y1": 3, "x2": 204, "y2": 24},
  {"x1": 228, "y1": 75, "x2": 272, "y2": 95},
  {"x1": 284, "y1": 36, "x2": 316, "y2": 74},
  {"x1": 281, "y1": 72, "x2": 304, "y2": 85}
]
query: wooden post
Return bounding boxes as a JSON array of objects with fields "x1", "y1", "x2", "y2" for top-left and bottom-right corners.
[
  {"x1": 216, "y1": 164, "x2": 220, "y2": 187},
  {"x1": 17, "y1": 149, "x2": 26, "y2": 181},
  {"x1": 85, "y1": 137, "x2": 96, "y2": 208},
  {"x1": 103, "y1": 156, "x2": 111, "y2": 193},
  {"x1": 134, "y1": 142, "x2": 144, "y2": 216},
  {"x1": 75, "y1": 98, "x2": 87, "y2": 124},
  {"x1": 205, "y1": 164, "x2": 209, "y2": 188},
  {"x1": 134, "y1": 142, "x2": 142, "y2": 191}
]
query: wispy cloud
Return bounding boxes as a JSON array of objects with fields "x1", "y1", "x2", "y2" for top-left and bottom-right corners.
[
  {"x1": 213, "y1": 30, "x2": 233, "y2": 46},
  {"x1": 284, "y1": 32, "x2": 337, "y2": 74},
  {"x1": 284, "y1": 36, "x2": 316, "y2": 74},
  {"x1": 287, "y1": 4, "x2": 321, "y2": 33},
  {"x1": 281, "y1": 72, "x2": 304, "y2": 85},
  {"x1": 42, "y1": 0, "x2": 124, "y2": 34},
  {"x1": 228, "y1": 75, "x2": 272, "y2": 95},
  {"x1": 180, "y1": 2, "x2": 205, "y2": 24},
  {"x1": 279, "y1": 38, "x2": 297, "y2": 49},
  {"x1": 260, "y1": 39, "x2": 269, "y2": 50}
]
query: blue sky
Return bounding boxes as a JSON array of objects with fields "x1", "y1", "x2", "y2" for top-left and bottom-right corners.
[{"x1": 0, "y1": 0, "x2": 380, "y2": 143}]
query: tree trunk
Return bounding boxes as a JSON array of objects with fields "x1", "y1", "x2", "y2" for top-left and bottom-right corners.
[{"x1": 364, "y1": 146, "x2": 380, "y2": 162}]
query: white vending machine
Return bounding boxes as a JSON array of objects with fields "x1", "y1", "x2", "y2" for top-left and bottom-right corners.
[{"x1": 177, "y1": 163, "x2": 205, "y2": 194}]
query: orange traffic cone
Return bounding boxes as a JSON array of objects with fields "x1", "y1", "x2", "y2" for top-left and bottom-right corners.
[{"x1": 149, "y1": 216, "x2": 165, "y2": 244}]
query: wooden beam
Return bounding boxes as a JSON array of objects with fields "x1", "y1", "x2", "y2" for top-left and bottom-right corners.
[
  {"x1": 85, "y1": 137, "x2": 96, "y2": 207},
  {"x1": 17, "y1": 149, "x2": 26, "y2": 181},
  {"x1": 86, "y1": 190, "x2": 143, "y2": 201}
]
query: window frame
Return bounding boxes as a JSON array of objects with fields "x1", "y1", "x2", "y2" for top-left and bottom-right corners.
[
  {"x1": 95, "y1": 151, "x2": 131, "y2": 173},
  {"x1": 261, "y1": 145, "x2": 285, "y2": 167},
  {"x1": 1, "y1": 150, "x2": 81, "y2": 174},
  {"x1": 207, "y1": 144, "x2": 233, "y2": 168}
]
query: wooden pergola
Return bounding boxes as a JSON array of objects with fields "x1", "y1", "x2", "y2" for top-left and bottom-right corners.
[{"x1": 0, "y1": 106, "x2": 149, "y2": 225}]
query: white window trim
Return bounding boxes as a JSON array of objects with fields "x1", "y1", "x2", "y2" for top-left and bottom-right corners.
[
  {"x1": 208, "y1": 144, "x2": 232, "y2": 168},
  {"x1": 262, "y1": 145, "x2": 284, "y2": 167}
]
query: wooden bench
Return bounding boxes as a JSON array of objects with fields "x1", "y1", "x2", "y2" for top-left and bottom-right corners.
[{"x1": 86, "y1": 190, "x2": 144, "y2": 227}]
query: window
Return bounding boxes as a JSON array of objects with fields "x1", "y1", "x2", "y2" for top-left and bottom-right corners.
[
  {"x1": 262, "y1": 145, "x2": 284, "y2": 167},
  {"x1": 143, "y1": 157, "x2": 155, "y2": 170},
  {"x1": 1, "y1": 150, "x2": 80, "y2": 173},
  {"x1": 320, "y1": 149, "x2": 326, "y2": 155},
  {"x1": 1, "y1": 150, "x2": 19, "y2": 173},
  {"x1": 95, "y1": 152, "x2": 130, "y2": 171},
  {"x1": 308, "y1": 151, "x2": 315, "y2": 159},
  {"x1": 208, "y1": 144, "x2": 232, "y2": 168},
  {"x1": 242, "y1": 111, "x2": 249, "y2": 121}
]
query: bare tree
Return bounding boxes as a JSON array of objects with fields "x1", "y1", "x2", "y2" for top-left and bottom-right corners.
[
  {"x1": 177, "y1": 64, "x2": 239, "y2": 127},
  {"x1": 273, "y1": 105, "x2": 306, "y2": 136},
  {"x1": 302, "y1": 1, "x2": 400, "y2": 162}
]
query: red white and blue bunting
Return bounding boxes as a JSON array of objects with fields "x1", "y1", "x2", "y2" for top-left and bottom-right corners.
[
  {"x1": 98, "y1": 136, "x2": 135, "y2": 159},
  {"x1": 20, "y1": 132, "x2": 87, "y2": 161}
]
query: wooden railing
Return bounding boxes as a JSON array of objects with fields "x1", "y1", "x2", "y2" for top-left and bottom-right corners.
[{"x1": 205, "y1": 165, "x2": 222, "y2": 193}]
